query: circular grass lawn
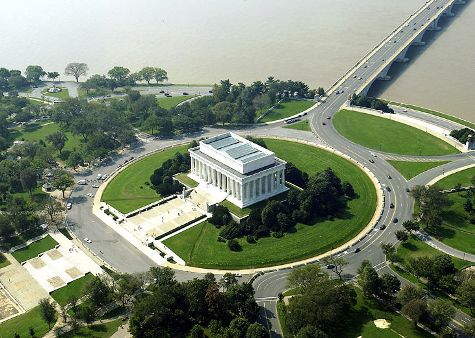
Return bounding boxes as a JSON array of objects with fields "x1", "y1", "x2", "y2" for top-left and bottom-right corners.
[
  {"x1": 163, "y1": 138, "x2": 377, "y2": 269},
  {"x1": 101, "y1": 144, "x2": 190, "y2": 214},
  {"x1": 333, "y1": 109, "x2": 459, "y2": 156}
]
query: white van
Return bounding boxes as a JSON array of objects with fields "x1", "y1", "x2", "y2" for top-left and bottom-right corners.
[{"x1": 77, "y1": 179, "x2": 87, "y2": 185}]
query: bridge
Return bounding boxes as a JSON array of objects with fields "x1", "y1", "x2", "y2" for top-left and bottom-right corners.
[{"x1": 320, "y1": 0, "x2": 466, "y2": 104}]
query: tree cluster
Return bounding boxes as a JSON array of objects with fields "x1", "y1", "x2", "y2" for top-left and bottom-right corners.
[
  {"x1": 129, "y1": 267, "x2": 264, "y2": 338},
  {"x1": 450, "y1": 127, "x2": 474, "y2": 144},
  {"x1": 462, "y1": 187, "x2": 475, "y2": 224},
  {"x1": 411, "y1": 185, "x2": 450, "y2": 231},
  {"x1": 408, "y1": 254, "x2": 459, "y2": 293},
  {"x1": 212, "y1": 168, "x2": 354, "y2": 249},
  {"x1": 350, "y1": 94, "x2": 394, "y2": 113},
  {"x1": 149, "y1": 152, "x2": 190, "y2": 196},
  {"x1": 0, "y1": 67, "x2": 30, "y2": 93},
  {"x1": 357, "y1": 261, "x2": 401, "y2": 306}
]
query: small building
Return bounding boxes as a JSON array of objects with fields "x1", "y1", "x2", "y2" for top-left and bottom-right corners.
[{"x1": 189, "y1": 132, "x2": 287, "y2": 208}]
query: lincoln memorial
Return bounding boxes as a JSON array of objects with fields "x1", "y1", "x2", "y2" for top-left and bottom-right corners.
[{"x1": 188, "y1": 133, "x2": 288, "y2": 208}]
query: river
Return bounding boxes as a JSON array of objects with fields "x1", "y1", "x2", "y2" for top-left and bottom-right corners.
[{"x1": 0, "y1": 0, "x2": 473, "y2": 121}]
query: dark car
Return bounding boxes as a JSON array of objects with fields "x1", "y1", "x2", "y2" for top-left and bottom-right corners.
[
  {"x1": 389, "y1": 203, "x2": 394, "y2": 209},
  {"x1": 159, "y1": 90, "x2": 165, "y2": 93},
  {"x1": 322, "y1": 122, "x2": 326, "y2": 125},
  {"x1": 393, "y1": 218, "x2": 398, "y2": 223},
  {"x1": 326, "y1": 264, "x2": 335, "y2": 269},
  {"x1": 369, "y1": 159, "x2": 375, "y2": 163},
  {"x1": 354, "y1": 248, "x2": 361, "y2": 253},
  {"x1": 386, "y1": 186, "x2": 391, "y2": 192},
  {"x1": 327, "y1": 116, "x2": 331, "y2": 119},
  {"x1": 183, "y1": 92, "x2": 189, "y2": 95},
  {"x1": 387, "y1": 175, "x2": 392, "y2": 179},
  {"x1": 379, "y1": 224, "x2": 386, "y2": 230}
]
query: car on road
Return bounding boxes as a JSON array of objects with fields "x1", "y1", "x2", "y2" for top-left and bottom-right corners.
[
  {"x1": 354, "y1": 248, "x2": 361, "y2": 253},
  {"x1": 97, "y1": 174, "x2": 102, "y2": 180},
  {"x1": 322, "y1": 122, "x2": 326, "y2": 125},
  {"x1": 406, "y1": 188, "x2": 411, "y2": 192},
  {"x1": 183, "y1": 92, "x2": 189, "y2": 95},
  {"x1": 84, "y1": 238, "x2": 92, "y2": 244},
  {"x1": 389, "y1": 202, "x2": 394, "y2": 209},
  {"x1": 387, "y1": 175, "x2": 392, "y2": 179},
  {"x1": 326, "y1": 116, "x2": 331, "y2": 119},
  {"x1": 386, "y1": 186, "x2": 391, "y2": 192},
  {"x1": 379, "y1": 224, "x2": 386, "y2": 230},
  {"x1": 66, "y1": 202, "x2": 72, "y2": 210},
  {"x1": 370, "y1": 152, "x2": 377, "y2": 157},
  {"x1": 92, "y1": 184, "x2": 99, "y2": 188},
  {"x1": 393, "y1": 218, "x2": 399, "y2": 223},
  {"x1": 326, "y1": 264, "x2": 335, "y2": 269},
  {"x1": 358, "y1": 77, "x2": 363, "y2": 80},
  {"x1": 369, "y1": 159, "x2": 375, "y2": 163},
  {"x1": 77, "y1": 179, "x2": 87, "y2": 185},
  {"x1": 353, "y1": 75, "x2": 357, "y2": 78}
]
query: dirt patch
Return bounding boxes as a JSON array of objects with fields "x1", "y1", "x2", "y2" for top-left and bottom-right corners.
[
  {"x1": 47, "y1": 276, "x2": 65, "y2": 288},
  {"x1": 374, "y1": 319, "x2": 391, "y2": 329},
  {"x1": 47, "y1": 249, "x2": 63, "y2": 260},
  {"x1": 29, "y1": 257, "x2": 46, "y2": 269},
  {"x1": 66, "y1": 267, "x2": 82, "y2": 279},
  {"x1": 0, "y1": 287, "x2": 19, "y2": 320}
]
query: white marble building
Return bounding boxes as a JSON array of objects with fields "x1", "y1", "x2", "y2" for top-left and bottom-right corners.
[{"x1": 189, "y1": 133, "x2": 288, "y2": 208}]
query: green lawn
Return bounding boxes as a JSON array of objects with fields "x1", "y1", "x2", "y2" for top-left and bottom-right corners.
[
  {"x1": 174, "y1": 172, "x2": 198, "y2": 188},
  {"x1": 333, "y1": 110, "x2": 459, "y2": 156},
  {"x1": 11, "y1": 235, "x2": 58, "y2": 263},
  {"x1": 0, "y1": 253, "x2": 10, "y2": 269},
  {"x1": 283, "y1": 120, "x2": 311, "y2": 132},
  {"x1": 164, "y1": 139, "x2": 377, "y2": 269},
  {"x1": 388, "y1": 160, "x2": 450, "y2": 180},
  {"x1": 395, "y1": 237, "x2": 472, "y2": 270},
  {"x1": 42, "y1": 87, "x2": 70, "y2": 100},
  {"x1": 436, "y1": 167, "x2": 475, "y2": 189},
  {"x1": 386, "y1": 101, "x2": 475, "y2": 130},
  {"x1": 60, "y1": 318, "x2": 122, "y2": 338},
  {"x1": 50, "y1": 272, "x2": 95, "y2": 307},
  {"x1": 0, "y1": 305, "x2": 56, "y2": 338},
  {"x1": 10, "y1": 122, "x2": 82, "y2": 154},
  {"x1": 157, "y1": 95, "x2": 194, "y2": 110},
  {"x1": 102, "y1": 144, "x2": 189, "y2": 213},
  {"x1": 258, "y1": 100, "x2": 314, "y2": 123}
]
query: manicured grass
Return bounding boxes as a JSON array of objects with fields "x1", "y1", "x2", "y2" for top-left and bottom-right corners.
[
  {"x1": 395, "y1": 237, "x2": 472, "y2": 270},
  {"x1": 387, "y1": 101, "x2": 475, "y2": 130},
  {"x1": 50, "y1": 272, "x2": 95, "y2": 307},
  {"x1": 60, "y1": 318, "x2": 122, "y2": 338},
  {"x1": 436, "y1": 167, "x2": 475, "y2": 189},
  {"x1": 0, "y1": 305, "x2": 56, "y2": 338},
  {"x1": 157, "y1": 95, "x2": 194, "y2": 110},
  {"x1": 11, "y1": 235, "x2": 58, "y2": 263},
  {"x1": 388, "y1": 160, "x2": 450, "y2": 180},
  {"x1": 333, "y1": 110, "x2": 459, "y2": 156},
  {"x1": 11, "y1": 122, "x2": 82, "y2": 153},
  {"x1": 102, "y1": 144, "x2": 189, "y2": 213},
  {"x1": 42, "y1": 87, "x2": 70, "y2": 100},
  {"x1": 258, "y1": 100, "x2": 314, "y2": 123},
  {"x1": 174, "y1": 172, "x2": 198, "y2": 188},
  {"x1": 283, "y1": 120, "x2": 311, "y2": 132},
  {"x1": 164, "y1": 139, "x2": 377, "y2": 269},
  {"x1": 13, "y1": 185, "x2": 49, "y2": 205},
  {"x1": 0, "y1": 253, "x2": 10, "y2": 269},
  {"x1": 435, "y1": 192, "x2": 475, "y2": 255}
]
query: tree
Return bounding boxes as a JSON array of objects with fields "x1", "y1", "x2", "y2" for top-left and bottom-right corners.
[
  {"x1": 153, "y1": 67, "x2": 168, "y2": 84},
  {"x1": 115, "y1": 273, "x2": 143, "y2": 307},
  {"x1": 107, "y1": 66, "x2": 130, "y2": 83},
  {"x1": 395, "y1": 230, "x2": 409, "y2": 242},
  {"x1": 428, "y1": 299, "x2": 455, "y2": 330},
  {"x1": 138, "y1": 67, "x2": 156, "y2": 84},
  {"x1": 47, "y1": 72, "x2": 60, "y2": 82},
  {"x1": 25, "y1": 65, "x2": 46, "y2": 83},
  {"x1": 65, "y1": 63, "x2": 88, "y2": 82},
  {"x1": 402, "y1": 220, "x2": 419, "y2": 233},
  {"x1": 212, "y1": 101, "x2": 235, "y2": 125},
  {"x1": 219, "y1": 273, "x2": 238, "y2": 291},
  {"x1": 456, "y1": 279, "x2": 475, "y2": 315},
  {"x1": 296, "y1": 325, "x2": 328, "y2": 338},
  {"x1": 19, "y1": 166, "x2": 37, "y2": 197},
  {"x1": 322, "y1": 256, "x2": 348, "y2": 280},
  {"x1": 52, "y1": 170, "x2": 74, "y2": 198},
  {"x1": 379, "y1": 274, "x2": 400, "y2": 304},
  {"x1": 358, "y1": 264, "x2": 380, "y2": 298},
  {"x1": 39, "y1": 298, "x2": 56, "y2": 329},
  {"x1": 144, "y1": 114, "x2": 160, "y2": 135},
  {"x1": 87, "y1": 276, "x2": 112, "y2": 308},
  {"x1": 188, "y1": 324, "x2": 206, "y2": 338},
  {"x1": 397, "y1": 285, "x2": 425, "y2": 305},
  {"x1": 77, "y1": 304, "x2": 96, "y2": 326},
  {"x1": 402, "y1": 299, "x2": 427, "y2": 326},
  {"x1": 149, "y1": 266, "x2": 176, "y2": 288},
  {"x1": 66, "y1": 151, "x2": 83, "y2": 170},
  {"x1": 411, "y1": 185, "x2": 449, "y2": 230},
  {"x1": 381, "y1": 243, "x2": 396, "y2": 262},
  {"x1": 228, "y1": 317, "x2": 250, "y2": 338},
  {"x1": 46, "y1": 131, "x2": 68, "y2": 154},
  {"x1": 317, "y1": 87, "x2": 325, "y2": 96},
  {"x1": 288, "y1": 265, "x2": 325, "y2": 291},
  {"x1": 245, "y1": 323, "x2": 267, "y2": 338},
  {"x1": 44, "y1": 197, "x2": 62, "y2": 224}
]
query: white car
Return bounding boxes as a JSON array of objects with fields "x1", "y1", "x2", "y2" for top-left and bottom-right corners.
[
  {"x1": 92, "y1": 184, "x2": 99, "y2": 188},
  {"x1": 84, "y1": 238, "x2": 92, "y2": 244},
  {"x1": 66, "y1": 202, "x2": 72, "y2": 210}
]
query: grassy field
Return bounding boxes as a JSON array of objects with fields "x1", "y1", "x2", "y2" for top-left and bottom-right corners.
[
  {"x1": 283, "y1": 120, "x2": 311, "y2": 132},
  {"x1": 258, "y1": 100, "x2": 314, "y2": 123},
  {"x1": 60, "y1": 318, "x2": 122, "y2": 338},
  {"x1": 11, "y1": 235, "x2": 58, "y2": 263},
  {"x1": 102, "y1": 144, "x2": 189, "y2": 213},
  {"x1": 0, "y1": 253, "x2": 10, "y2": 269},
  {"x1": 174, "y1": 172, "x2": 198, "y2": 188},
  {"x1": 164, "y1": 139, "x2": 377, "y2": 269},
  {"x1": 50, "y1": 272, "x2": 95, "y2": 307},
  {"x1": 0, "y1": 305, "x2": 56, "y2": 338},
  {"x1": 11, "y1": 122, "x2": 82, "y2": 154},
  {"x1": 436, "y1": 167, "x2": 475, "y2": 189},
  {"x1": 157, "y1": 95, "x2": 194, "y2": 110},
  {"x1": 386, "y1": 101, "x2": 475, "y2": 130},
  {"x1": 42, "y1": 87, "x2": 70, "y2": 100},
  {"x1": 388, "y1": 160, "x2": 450, "y2": 180},
  {"x1": 333, "y1": 110, "x2": 459, "y2": 156}
]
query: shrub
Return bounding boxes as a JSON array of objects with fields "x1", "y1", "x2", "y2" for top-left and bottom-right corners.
[{"x1": 227, "y1": 239, "x2": 241, "y2": 252}]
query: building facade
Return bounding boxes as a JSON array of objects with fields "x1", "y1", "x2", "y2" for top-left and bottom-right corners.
[{"x1": 189, "y1": 133, "x2": 288, "y2": 208}]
